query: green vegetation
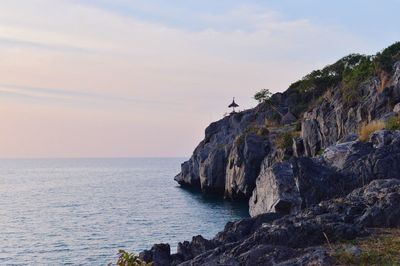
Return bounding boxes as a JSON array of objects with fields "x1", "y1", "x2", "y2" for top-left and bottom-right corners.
[
  {"x1": 274, "y1": 132, "x2": 294, "y2": 150},
  {"x1": 109, "y1": 250, "x2": 152, "y2": 266},
  {"x1": 342, "y1": 56, "x2": 374, "y2": 104},
  {"x1": 387, "y1": 115, "x2": 400, "y2": 130},
  {"x1": 254, "y1": 89, "x2": 272, "y2": 103},
  {"x1": 332, "y1": 229, "x2": 400, "y2": 266},
  {"x1": 245, "y1": 124, "x2": 270, "y2": 137},
  {"x1": 254, "y1": 42, "x2": 400, "y2": 117},
  {"x1": 270, "y1": 111, "x2": 282, "y2": 125},
  {"x1": 374, "y1": 42, "x2": 400, "y2": 73}
]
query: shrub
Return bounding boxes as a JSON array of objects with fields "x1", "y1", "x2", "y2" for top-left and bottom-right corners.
[
  {"x1": 387, "y1": 115, "x2": 400, "y2": 130},
  {"x1": 342, "y1": 56, "x2": 374, "y2": 104},
  {"x1": 245, "y1": 124, "x2": 269, "y2": 137},
  {"x1": 374, "y1": 42, "x2": 400, "y2": 73},
  {"x1": 110, "y1": 250, "x2": 152, "y2": 266},
  {"x1": 359, "y1": 120, "x2": 385, "y2": 141},
  {"x1": 275, "y1": 132, "x2": 294, "y2": 150},
  {"x1": 254, "y1": 89, "x2": 272, "y2": 103}
]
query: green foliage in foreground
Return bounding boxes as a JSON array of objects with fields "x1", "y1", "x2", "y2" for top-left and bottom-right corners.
[{"x1": 108, "y1": 250, "x2": 152, "y2": 266}]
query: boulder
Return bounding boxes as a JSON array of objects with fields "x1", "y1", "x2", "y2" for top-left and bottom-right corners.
[
  {"x1": 140, "y1": 243, "x2": 171, "y2": 266},
  {"x1": 249, "y1": 157, "x2": 349, "y2": 217},
  {"x1": 302, "y1": 75, "x2": 400, "y2": 157},
  {"x1": 249, "y1": 161, "x2": 301, "y2": 216}
]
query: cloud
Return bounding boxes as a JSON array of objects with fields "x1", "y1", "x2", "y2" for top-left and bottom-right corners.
[
  {"x1": 0, "y1": 0, "x2": 371, "y2": 157},
  {"x1": 0, "y1": 83, "x2": 182, "y2": 107}
]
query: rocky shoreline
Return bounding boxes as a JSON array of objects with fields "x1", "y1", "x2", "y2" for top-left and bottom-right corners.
[{"x1": 140, "y1": 44, "x2": 400, "y2": 265}]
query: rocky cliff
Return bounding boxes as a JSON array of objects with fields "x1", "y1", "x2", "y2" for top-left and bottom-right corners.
[
  {"x1": 175, "y1": 43, "x2": 400, "y2": 203},
  {"x1": 142, "y1": 42, "x2": 400, "y2": 265}
]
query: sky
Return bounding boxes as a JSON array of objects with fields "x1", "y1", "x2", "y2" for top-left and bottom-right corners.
[{"x1": 0, "y1": 0, "x2": 399, "y2": 158}]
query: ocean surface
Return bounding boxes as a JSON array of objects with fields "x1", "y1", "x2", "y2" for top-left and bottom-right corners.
[{"x1": 0, "y1": 158, "x2": 249, "y2": 265}]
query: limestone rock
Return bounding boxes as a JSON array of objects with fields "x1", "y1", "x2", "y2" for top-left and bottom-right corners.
[{"x1": 249, "y1": 161, "x2": 301, "y2": 216}]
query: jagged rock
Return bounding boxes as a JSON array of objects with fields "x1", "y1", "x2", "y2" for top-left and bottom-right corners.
[
  {"x1": 164, "y1": 179, "x2": 400, "y2": 265},
  {"x1": 249, "y1": 156, "x2": 350, "y2": 217},
  {"x1": 174, "y1": 107, "x2": 273, "y2": 197},
  {"x1": 249, "y1": 161, "x2": 301, "y2": 217},
  {"x1": 214, "y1": 213, "x2": 282, "y2": 244},
  {"x1": 337, "y1": 133, "x2": 358, "y2": 143},
  {"x1": 369, "y1": 129, "x2": 400, "y2": 148},
  {"x1": 140, "y1": 243, "x2": 171, "y2": 266},
  {"x1": 302, "y1": 69, "x2": 400, "y2": 157},
  {"x1": 224, "y1": 134, "x2": 270, "y2": 199},
  {"x1": 175, "y1": 235, "x2": 216, "y2": 262},
  {"x1": 394, "y1": 102, "x2": 400, "y2": 113},
  {"x1": 292, "y1": 137, "x2": 305, "y2": 157}
]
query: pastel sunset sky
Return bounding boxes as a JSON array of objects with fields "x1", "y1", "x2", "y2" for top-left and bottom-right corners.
[{"x1": 1, "y1": 0, "x2": 399, "y2": 158}]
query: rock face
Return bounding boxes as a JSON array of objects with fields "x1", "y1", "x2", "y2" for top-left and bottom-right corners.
[
  {"x1": 141, "y1": 179, "x2": 400, "y2": 265},
  {"x1": 174, "y1": 106, "x2": 273, "y2": 198},
  {"x1": 249, "y1": 161, "x2": 301, "y2": 216},
  {"x1": 224, "y1": 134, "x2": 271, "y2": 199},
  {"x1": 302, "y1": 62, "x2": 400, "y2": 157},
  {"x1": 143, "y1": 48, "x2": 400, "y2": 266},
  {"x1": 249, "y1": 130, "x2": 400, "y2": 217}
]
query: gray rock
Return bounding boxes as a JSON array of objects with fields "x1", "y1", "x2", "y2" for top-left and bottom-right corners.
[
  {"x1": 140, "y1": 243, "x2": 171, "y2": 266},
  {"x1": 249, "y1": 161, "x2": 301, "y2": 217},
  {"x1": 165, "y1": 179, "x2": 400, "y2": 265},
  {"x1": 369, "y1": 129, "x2": 400, "y2": 148},
  {"x1": 224, "y1": 134, "x2": 270, "y2": 199},
  {"x1": 302, "y1": 73, "x2": 400, "y2": 157},
  {"x1": 249, "y1": 156, "x2": 350, "y2": 217},
  {"x1": 174, "y1": 107, "x2": 273, "y2": 198},
  {"x1": 394, "y1": 102, "x2": 400, "y2": 113}
]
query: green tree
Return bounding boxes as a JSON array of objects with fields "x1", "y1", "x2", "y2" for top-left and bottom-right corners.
[{"x1": 254, "y1": 89, "x2": 272, "y2": 103}]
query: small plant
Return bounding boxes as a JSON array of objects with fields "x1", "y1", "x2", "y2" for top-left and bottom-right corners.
[
  {"x1": 245, "y1": 124, "x2": 269, "y2": 137},
  {"x1": 387, "y1": 115, "x2": 400, "y2": 130},
  {"x1": 109, "y1": 250, "x2": 152, "y2": 266},
  {"x1": 358, "y1": 120, "x2": 385, "y2": 141},
  {"x1": 274, "y1": 132, "x2": 293, "y2": 150}
]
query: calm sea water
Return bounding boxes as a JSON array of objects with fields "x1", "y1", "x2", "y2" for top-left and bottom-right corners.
[{"x1": 0, "y1": 158, "x2": 248, "y2": 265}]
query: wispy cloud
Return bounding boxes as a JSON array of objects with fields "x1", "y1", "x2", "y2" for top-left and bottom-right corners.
[{"x1": 0, "y1": 84, "x2": 181, "y2": 107}]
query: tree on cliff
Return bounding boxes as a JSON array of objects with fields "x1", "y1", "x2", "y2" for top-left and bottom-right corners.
[{"x1": 254, "y1": 89, "x2": 272, "y2": 103}]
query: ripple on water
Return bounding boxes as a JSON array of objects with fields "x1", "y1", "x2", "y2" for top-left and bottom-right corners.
[{"x1": 0, "y1": 158, "x2": 249, "y2": 264}]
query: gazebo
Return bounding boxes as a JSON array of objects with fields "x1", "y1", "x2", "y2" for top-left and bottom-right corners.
[{"x1": 228, "y1": 97, "x2": 239, "y2": 114}]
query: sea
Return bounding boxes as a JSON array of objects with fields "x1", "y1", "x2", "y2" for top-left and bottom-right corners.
[{"x1": 0, "y1": 158, "x2": 249, "y2": 265}]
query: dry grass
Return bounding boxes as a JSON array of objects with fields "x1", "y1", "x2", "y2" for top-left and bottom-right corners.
[
  {"x1": 359, "y1": 120, "x2": 385, "y2": 141},
  {"x1": 332, "y1": 228, "x2": 400, "y2": 266}
]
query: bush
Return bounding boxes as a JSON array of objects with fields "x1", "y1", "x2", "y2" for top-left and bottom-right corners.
[
  {"x1": 254, "y1": 89, "x2": 272, "y2": 103},
  {"x1": 387, "y1": 115, "x2": 400, "y2": 130},
  {"x1": 109, "y1": 250, "x2": 152, "y2": 266},
  {"x1": 342, "y1": 56, "x2": 374, "y2": 104},
  {"x1": 359, "y1": 121, "x2": 385, "y2": 141},
  {"x1": 374, "y1": 42, "x2": 400, "y2": 73},
  {"x1": 275, "y1": 132, "x2": 294, "y2": 150}
]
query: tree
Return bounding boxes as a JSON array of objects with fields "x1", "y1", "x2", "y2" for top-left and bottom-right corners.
[{"x1": 254, "y1": 89, "x2": 272, "y2": 103}]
